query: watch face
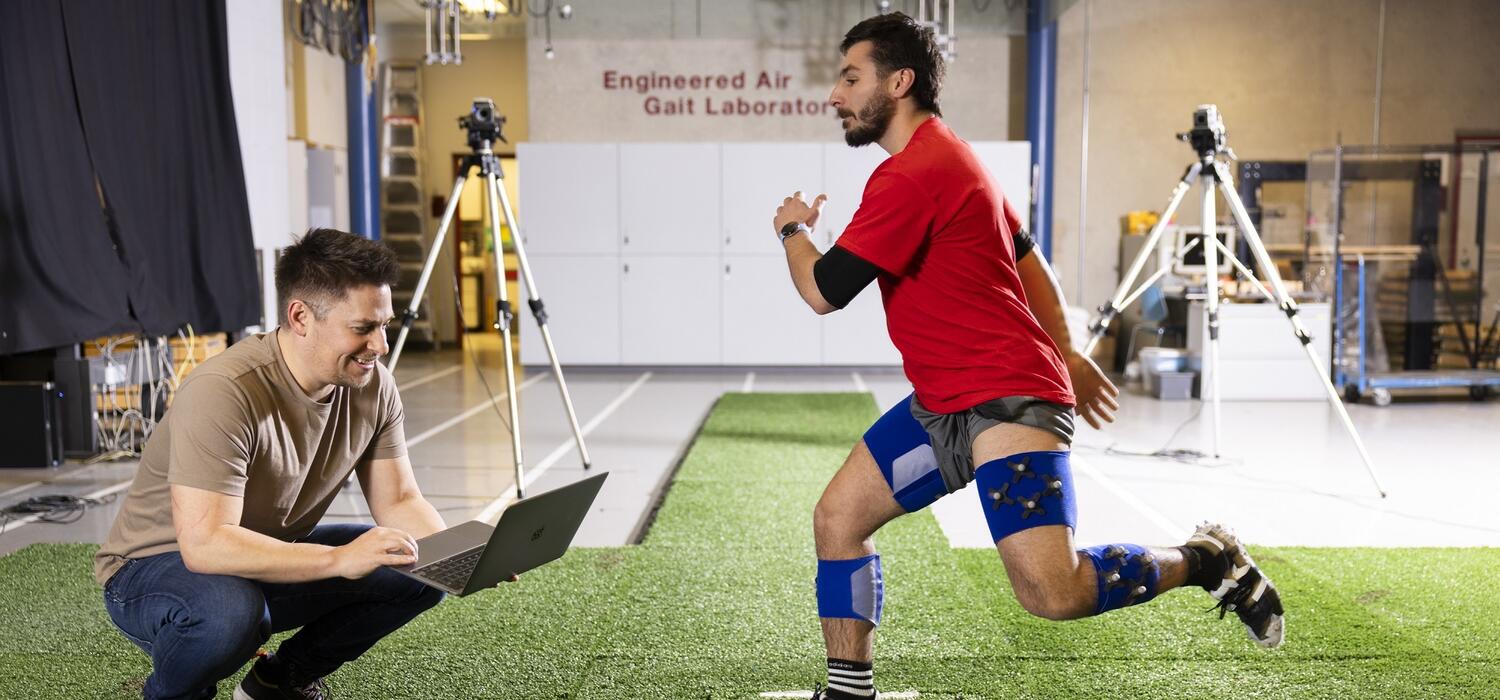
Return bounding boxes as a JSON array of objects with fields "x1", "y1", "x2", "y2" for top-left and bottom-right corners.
[{"x1": 781, "y1": 222, "x2": 801, "y2": 237}]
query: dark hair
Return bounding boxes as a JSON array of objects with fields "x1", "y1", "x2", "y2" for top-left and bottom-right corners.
[
  {"x1": 275, "y1": 228, "x2": 401, "y2": 321},
  {"x1": 840, "y1": 12, "x2": 945, "y2": 116}
]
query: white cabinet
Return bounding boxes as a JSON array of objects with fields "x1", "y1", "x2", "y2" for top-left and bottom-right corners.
[
  {"x1": 1188, "y1": 302, "x2": 1331, "y2": 400},
  {"x1": 620, "y1": 256, "x2": 722, "y2": 364},
  {"x1": 821, "y1": 281, "x2": 902, "y2": 365},
  {"x1": 518, "y1": 255, "x2": 620, "y2": 365},
  {"x1": 517, "y1": 143, "x2": 619, "y2": 255},
  {"x1": 819, "y1": 143, "x2": 889, "y2": 248},
  {"x1": 721, "y1": 143, "x2": 824, "y2": 255},
  {"x1": 968, "y1": 141, "x2": 1033, "y2": 232},
  {"x1": 512, "y1": 140, "x2": 1027, "y2": 366},
  {"x1": 721, "y1": 255, "x2": 823, "y2": 365},
  {"x1": 620, "y1": 144, "x2": 721, "y2": 255}
]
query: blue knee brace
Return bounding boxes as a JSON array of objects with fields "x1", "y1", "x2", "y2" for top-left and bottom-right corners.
[
  {"x1": 973, "y1": 451, "x2": 1077, "y2": 543},
  {"x1": 1079, "y1": 543, "x2": 1160, "y2": 614},
  {"x1": 816, "y1": 555, "x2": 883, "y2": 626}
]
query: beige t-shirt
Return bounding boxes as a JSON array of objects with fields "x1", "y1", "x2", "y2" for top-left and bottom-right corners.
[{"x1": 94, "y1": 331, "x2": 406, "y2": 586}]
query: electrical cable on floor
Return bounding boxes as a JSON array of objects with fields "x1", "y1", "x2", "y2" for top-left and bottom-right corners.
[
  {"x1": 1076, "y1": 401, "x2": 1241, "y2": 468},
  {"x1": 0, "y1": 494, "x2": 119, "y2": 536}
]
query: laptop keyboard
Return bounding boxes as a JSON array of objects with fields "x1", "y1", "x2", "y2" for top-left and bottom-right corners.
[{"x1": 412, "y1": 548, "x2": 483, "y2": 590}]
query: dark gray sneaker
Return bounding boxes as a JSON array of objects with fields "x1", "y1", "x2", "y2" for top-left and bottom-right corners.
[
  {"x1": 233, "y1": 653, "x2": 330, "y2": 700},
  {"x1": 1186, "y1": 522, "x2": 1286, "y2": 648}
]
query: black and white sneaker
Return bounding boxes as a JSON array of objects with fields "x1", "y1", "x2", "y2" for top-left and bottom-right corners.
[
  {"x1": 233, "y1": 652, "x2": 331, "y2": 700},
  {"x1": 1186, "y1": 522, "x2": 1285, "y2": 648}
]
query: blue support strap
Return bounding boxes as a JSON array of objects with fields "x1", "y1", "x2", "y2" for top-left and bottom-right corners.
[{"x1": 816, "y1": 555, "x2": 884, "y2": 626}]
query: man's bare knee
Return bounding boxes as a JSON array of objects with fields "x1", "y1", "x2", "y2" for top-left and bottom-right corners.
[
  {"x1": 1012, "y1": 580, "x2": 1093, "y2": 621},
  {"x1": 813, "y1": 497, "x2": 874, "y2": 556}
]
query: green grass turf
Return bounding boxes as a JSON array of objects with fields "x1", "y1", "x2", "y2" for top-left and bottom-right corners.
[{"x1": 1, "y1": 392, "x2": 1497, "y2": 698}]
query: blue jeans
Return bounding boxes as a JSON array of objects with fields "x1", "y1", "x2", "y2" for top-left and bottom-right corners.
[{"x1": 102, "y1": 523, "x2": 445, "y2": 700}]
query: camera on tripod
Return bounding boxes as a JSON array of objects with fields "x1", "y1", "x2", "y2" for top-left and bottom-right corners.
[
  {"x1": 1178, "y1": 104, "x2": 1227, "y2": 158},
  {"x1": 459, "y1": 97, "x2": 506, "y2": 149}
]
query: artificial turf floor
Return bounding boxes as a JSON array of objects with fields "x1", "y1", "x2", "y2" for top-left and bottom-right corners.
[{"x1": 0, "y1": 392, "x2": 1496, "y2": 698}]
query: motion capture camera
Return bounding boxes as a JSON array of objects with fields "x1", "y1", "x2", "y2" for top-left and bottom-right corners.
[
  {"x1": 1178, "y1": 104, "x2": 1227, "y2": 158},
  {"x1": 459, "y1": 97, "x2": 507, "y2": 149}
]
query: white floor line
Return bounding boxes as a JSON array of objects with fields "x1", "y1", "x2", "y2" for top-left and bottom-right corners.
[
  {"x1": 760, "y1": 692, "x2": 918, "y2": 699},
  {"x1": 851, "y1": 371, "x2": 869, "y2": 393},
  {"x1": 0, "y1": 479, "x2": 134, "y2": 537},
  {"x1": 0, "y1": 478, "x2": 51, "y2": 501},
  {"x1": 0, "y1": 463, "x2": 110, "y2": 502},
  {"x1": 406, "y1": 372, "x2": 550, "y2": 448},
  {"x1": 476, "y1": 371, "x2": 653, "y2": 523},
  {"x1": 742, "y1": 371, "x2": 756, "y2": 393},
  {"x1": 396, "y1": 365, "x2": 463, "y2": 392},
  {"x1": 1072, "y1": 454, "x2": 1184, "y2": 541}
]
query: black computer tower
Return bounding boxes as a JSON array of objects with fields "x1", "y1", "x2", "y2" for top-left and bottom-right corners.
[
  {"x1": 51, "y1": 357, "x2": 99, "y2": 457},
  {"x1": 0, "y1": 381, "x2": 65, "y2": 468}
]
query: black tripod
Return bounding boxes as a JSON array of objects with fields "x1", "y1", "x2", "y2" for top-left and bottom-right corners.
[{"x1": 387, "y1": 98, "x2": 591, "y2": 499}]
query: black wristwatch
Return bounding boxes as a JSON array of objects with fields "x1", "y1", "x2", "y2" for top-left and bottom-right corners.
[{"x1": 779, "y1": 221, "x2": 808, "y2": 244}]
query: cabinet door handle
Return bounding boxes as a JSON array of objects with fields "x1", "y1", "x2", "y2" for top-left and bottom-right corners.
[
  {"x1": 725, "y1": 235, "x2": 732, "y2": 246},
  {"x1": 623, "y1": 263, "x2": 630, "y2": 274},
  {"x1": 725, "y1": 263, "x2": 731, "y2": 275},
  {"x1": 623, "y1": 235, "x2": 630, "y2": 246}
]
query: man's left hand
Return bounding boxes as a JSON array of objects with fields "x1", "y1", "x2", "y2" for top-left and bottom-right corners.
[
  {"x1": 773, "y1": 191, "x2": 827, "y2": 237},
  {"x1": 1065, "y1": 351, "x2": 1120, "y2": 430}
]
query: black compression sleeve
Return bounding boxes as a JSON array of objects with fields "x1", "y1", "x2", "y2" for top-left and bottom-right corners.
[
  {"x1": 1014, "y1": 228, "x2": 1035, "y2": 260},
  {"x1": 813, "y1": 245, "x2": 881, "y2": 309}
]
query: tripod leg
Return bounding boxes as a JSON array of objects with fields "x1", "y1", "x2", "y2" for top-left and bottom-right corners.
[
  {"x1": 388, "y1": 173, "x2": 468, "y2": 372},
  {"x1": 1215, "y1": 167, "x2": 1388, "y2": 497},
  {"x1": 484, "y1": 171, "x2": 528, "y2": 499},
  {"x1": 1084, "y1": 162, "x2": 1203, "y2": 356},
  {"x1": 1200, "y1": 172, "x2": 1224, "y2": 459},
  {"x1": 490, "y1": 168, "x2": 594, "y2": 470}
]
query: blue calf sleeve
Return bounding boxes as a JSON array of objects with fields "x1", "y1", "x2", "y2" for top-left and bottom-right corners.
[
  {"x1": 1079, "y1": 544, "x2": 1160, "y2": 614},
  {"x1": 816, "y1": 555, "x2": 883, "y2": 626},
  {"x1": 973, "y1": 450, "x2": 1077, "y2": 543}
]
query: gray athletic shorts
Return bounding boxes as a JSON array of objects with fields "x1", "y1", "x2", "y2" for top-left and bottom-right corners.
[{"x1": 863, "y1": 393, "x2": 1074, "y2": 512}]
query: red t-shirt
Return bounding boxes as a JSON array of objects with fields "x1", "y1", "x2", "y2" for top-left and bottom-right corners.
[{"x1": 836, "y1": 118, "x2": 1075, "y2": 413}]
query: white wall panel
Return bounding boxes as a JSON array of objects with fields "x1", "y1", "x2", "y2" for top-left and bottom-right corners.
[
  {"x1": 517, "y1": 143, "x2": 619, "y2": 255},
  {"x1": 721, "y1": 143, "x2": 824, "y2": 255},
  {"x1": 519, "y1": 255, "x2": 620, "y2": 365},
  {"x1": 620, "y1": 144, "x2": 721, "y2": 255}
]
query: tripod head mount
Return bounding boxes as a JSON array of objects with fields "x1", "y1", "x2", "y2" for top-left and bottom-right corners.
[
  {"x1": 1177, "y1": 104, "x2": 1236, "y2": 162},
  {"x1": 459, "y1": 97, "x2": 507, "y2": 151}
]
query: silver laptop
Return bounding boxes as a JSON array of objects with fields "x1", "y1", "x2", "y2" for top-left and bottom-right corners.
[{"x1": 390, "y1": 472, "x2": 607, "y2": 596}]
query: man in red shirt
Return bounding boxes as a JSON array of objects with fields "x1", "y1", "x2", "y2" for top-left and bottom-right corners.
[{"x1": 773, "y1": 13, "x2": 1284, "y2": 699}]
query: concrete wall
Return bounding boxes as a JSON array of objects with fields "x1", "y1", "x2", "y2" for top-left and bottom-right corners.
[
  {"x1": 1050, "y1": 0, "x2": 1500, "y2": 306},
  {"x1": 527, "y1": 0, "x2": 1026, "y2": 142}
]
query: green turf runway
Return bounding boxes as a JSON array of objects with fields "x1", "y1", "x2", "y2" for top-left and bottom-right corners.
[{"x1": 1, "y1": 393, "x2": 1496, "y2": 698}]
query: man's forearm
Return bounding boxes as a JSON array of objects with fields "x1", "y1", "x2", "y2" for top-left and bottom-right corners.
[
  {"x1": 374, "y1": 496, "x2": 446, "y2": 540},
  {"x1": 1018, "y1": 254, "x2": 1078, "y2": 354},
  {"x1": 784, "y1": 234, "x2": 836, "y2": 314},
  {"x1": 185, "y1": 525, "x2": 341, "y2": 583}
]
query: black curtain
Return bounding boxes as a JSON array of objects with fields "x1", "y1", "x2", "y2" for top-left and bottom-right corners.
[
  {"x1": 0, "y1": 1, "x2": 137, "y2": 353},
  {"x1": 0, "y1": 0, "x2": 258, "y2": 355}
]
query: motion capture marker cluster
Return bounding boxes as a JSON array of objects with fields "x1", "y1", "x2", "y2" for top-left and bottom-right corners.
[
  {"x1": 1081, "y1": 542, "x2": 1161, "y2": 613},
  {"x1": 973, "y1": 451, "x2": 1078, "y2": 543},
  {"x1": 984, "y1": 456, "x2": 1064, "y2": 520}
]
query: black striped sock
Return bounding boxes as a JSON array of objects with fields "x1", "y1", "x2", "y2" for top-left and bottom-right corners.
[{"x1": 825, "y1": 658, "x2": 874, "y2": 698}]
